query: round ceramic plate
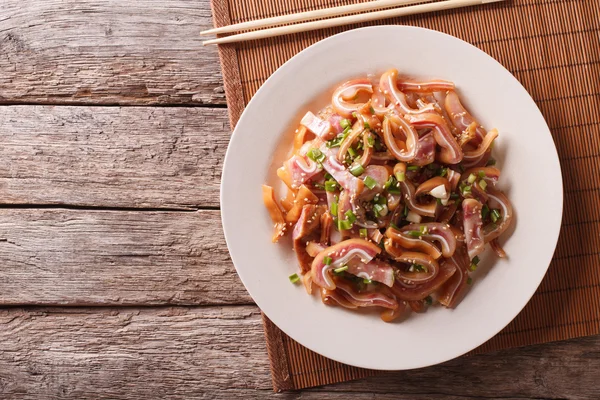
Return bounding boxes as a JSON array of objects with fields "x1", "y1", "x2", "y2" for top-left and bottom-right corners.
[{"x1": 221, "y1": 26, "x2": 563, "y2": 370}]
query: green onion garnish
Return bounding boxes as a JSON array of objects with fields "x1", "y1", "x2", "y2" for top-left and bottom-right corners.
[
  {"x1": 462, "y1": 185, "x2": 472, "y2": 196},
  {"x1": 340, "y1": 119, "x2": 351, "y2": 129},
  {"x1": 325, "y1": 180, "x2": 337, "y2": 192},
  {"x1": 407, "y1": 230, "x2": 421, "y2": 238},
  {"x1": 436, "y1": 198, "x2": 442, "y2": 205},
  {"x1": 307, "y1": 148, "x2": 325, "y2": 163},
  {"x1": 439, "y1": 167, "x2": 448, "y2": 177},
  {"x1": 481, "y1": 204, "x2": 490, "y2": 219},
  {"x1": 403, "y1": 205, "x2": 409, "y2": 217},
  {"x1": 330, "y1": 198, "x2": 338, "y2": 217},
  {"x1": 289, "y1": 273, "x2": 300, "y2": 284},
  {"x1": 349, "y1": 164, "x2": 365, "y2": 177},
  {"x1": 383, "y1": 176, "x2": 393, "y2": 190},
  {"x1": 479, "y1": 179, "x2": 488, "y2": 191},
  {"x1": 347, "y1": 147, "x2": 357, "y2": 158},
  {"x1": 467, "y1": 277, "x2": 473, "y2": 285},
  {"x1": 364, "y1": 121, "x2": 371, "y2": 129},
  {"x1": 338, "y1": 219, "x2": 352, "y2": 230},
  {"x1": 491, "y1": 209, "x2": 501, "y2": 223},
  {"x1": 324, "y1": 256, "x2": 332, "y2": 265},
  {"x1": 345, "y1": 210, "x2": 357, "y2": 223},
  {"x1": 360, "y1": 228, "x2": 368, "y2": 238},
  {"x1": 334, "y1": 265, "x2": 348, "y2": 273},
  {"x1": 395, "y1": 171, "x2": 406, "y2": 182},
  {"x1": 469, "y1": 263, "x2": 478, "y2": 271},
  {"x1": 366, "y1": 136, "x2": 375, "y2": 148},
  {"x1": 327, "y1": 137, "x2": 343, "y2": 148},
  {"x1": 486, "y1": 158, "x2": 497, "y2": 166},
  {"x1": 473, "y1": 255, "x2": 480, "y2": 265},
  {"x1": 478, "y1": 171, "x2": 486, "y2": 179},
  {"x1": 407, "y1": 165, "x2": 420, "y2": 171},
  {"x1": 374, "y1": 194, "x2": 387, "y2": 205},
  {"x1": 363, "y1": 278, "x2": 372, "y2": 284},
  {"x1": 369, "y1": 106, "x2": 375, "y2": 114},
  {"x1": 364, "y1": 176, "x2": 377, "y2": 190},
  {"x1": 424, "y1": 296, "x2": 433, "y2": 305},
  {"x1": 467, "y1": 173, "x2": 476, "y2": 184},
  {"x1": 389, "y1": 222, "x2": 400, "y2": 230},
  {"x1": 373, "y1": 203, "x2": 386, "y2": 217}
]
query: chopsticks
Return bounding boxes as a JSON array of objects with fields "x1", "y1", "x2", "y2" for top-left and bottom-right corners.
[{"x1": 202, "y1": 0, "x2": 504, "y2": 46}]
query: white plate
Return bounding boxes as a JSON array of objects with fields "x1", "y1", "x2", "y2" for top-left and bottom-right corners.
[{"x1": 221, "y1": 26, "x2": 563, "y2": 370}]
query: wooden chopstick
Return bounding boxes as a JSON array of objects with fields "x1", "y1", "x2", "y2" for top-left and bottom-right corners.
[
  {"x1": 200, "y1": 0, "x2": 425, "y2": 36},
  {"x1": 203, "y1": 0, "x2": 504, "y2": 46}
]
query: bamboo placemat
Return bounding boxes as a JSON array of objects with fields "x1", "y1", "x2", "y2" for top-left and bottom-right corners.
[{"x1": 210, "y1": 0, "x2": 600, "y2": 392}]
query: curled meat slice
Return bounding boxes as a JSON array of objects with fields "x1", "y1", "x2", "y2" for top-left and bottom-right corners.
[
  {"x1": 463, "y1": 129, "x2": 498, "y2": 164},
  {"x1": 320, "y1": 146, "x2": 364, "y2": 196},
  {"x1": 438, "y1": 244, "x2": 470, "y2": 308},
  {"x1": 394, "y1": 251, "x2": 440, "y2": 283},
  {"x1": 386, "y1": 226, "x2": 442, "y2": 259},
  {"x1": 321, "y1": 288, "x2": 358, "y2": 309},
  {"x1": 490, "y1": 238, "x2": 507, "y2": 258},
  {"x1": 332, "y1": 79, "x2": 373, "y2": 118},
  {"x1": 335, "y1": 279, "x2": 398, "y2": 309},
  {"x1": 406, "y1": 113, "x2": 463, "y2": 164},
  {"x1": 380, "y1": 301, "x2": 409, "y2": 322},
  {"x1": 346, "y1": 258, "x2": 395, "y2": 287},
  {"x1": 300, "y1": 111, "x2": 334, "y2": 140},
  {"x1": 399, "y1": 179, "x2": 437, "y2": 217},
  {"x1": 293, "y1": 205, "x2": 327, "y2": 273},
  {"x1": 285, "y1": 185, "x2": 319, "y2": 223},
  {"x1": 444, "y1": 91, "x2": 485, "y2": 144},
  {"x1": 380, "y1": 69, "x2": 435, "y2": 115},
  {"x1": 262, "y1": 185, "x2": 288, "y2": 242},
  {"x1": 400, "y1": 223, "x2": 457, "y2": 258},
  {"x1": 462, "y1": 199, "x2": 484, "y2": 260},
  {"x1": 311, "y1": 239, "x2": 381, "y2": 290},
  {"x1": 284, "y1": 154, "x2": 321, "y2": 188},
  {"x1": 390, "y1": 260, "x2": 456, "y2": 301},
  {"x1": 382, "y1": 114, "x2": 418, "y2": 162},
  {"x1": 484, "y1": 188, "x2": 514, "y2": 243},
  {"x1": 412, "y1": 133, "x2": 436, "y2": 166}
]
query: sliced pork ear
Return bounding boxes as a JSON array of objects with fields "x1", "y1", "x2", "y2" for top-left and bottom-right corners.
[
  {"x1": 462, "y1": 199, "x2": 485, "y2": 260},
  {"x1": 437, "y1": 243, "x2": 470, "y2": 308},
  {"x1": 292, "y1": 205, "x2": 327, "y2": 273}
]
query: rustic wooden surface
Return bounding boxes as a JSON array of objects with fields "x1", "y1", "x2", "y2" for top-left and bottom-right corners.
[{"x1": 0, "y1": 1, "x2": 598, "y2": 399}]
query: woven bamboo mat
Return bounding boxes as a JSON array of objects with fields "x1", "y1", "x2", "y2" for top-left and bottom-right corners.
[{"x1": 210, "y1": 0, "x2": 600, "y2": 392}]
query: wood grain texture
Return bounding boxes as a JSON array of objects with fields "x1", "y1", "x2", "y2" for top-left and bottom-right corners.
[
  {"x1": 0, "y1": 209, "x2": 249, "y2": 306},
  {"x1": 0, "y1": 106, "x2": 228, "y2": 209},
  {"x1": 0, "y1": 0, "x2": 225, "y2": 105},
  {"x1": 0, "y1": 306, "x2": 599, "y2": 399}
]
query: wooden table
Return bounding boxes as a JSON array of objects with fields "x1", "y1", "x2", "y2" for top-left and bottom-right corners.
[{"x1": 1, "y1": 1, "x2": 598, "y2": 399}]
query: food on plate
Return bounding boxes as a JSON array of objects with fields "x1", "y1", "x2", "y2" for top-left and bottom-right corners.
[{"x1": 262, "y1": 68, "x2": 513, "y2": 322}]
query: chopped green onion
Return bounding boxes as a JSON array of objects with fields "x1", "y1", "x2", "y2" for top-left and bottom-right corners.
[
  {"x1": 349, "y1": 164, "x2": 365, "y2": 177},
  {"x1": 340, "y1": 119, "x2": 351, "y2": 129},
  {"x1": 364, "y1": 176, "x2": 377, "y2": 190},
  {"x1": 462, "y1": 185, "x2": 472, "y2": 196},
  {"x1": 486, "y1": 158, "x2": 497, "y2": 166},
  {"x1": 407, "y1": 230, "x2": 421, "y2": 238},
  {"x1": 407, "y1": 165, "x2": 420, "y2": 171},
  {"x1": 420, "y1": 225, "x2": 428, "y2": 235},
  {"x1": 324, "y1": 256, "x2": 332, "y2": 265},
  {"x1": 327, "y1": 137, "x2": 343, "y2": 148},
  {"x1": 307, "y1": 148, "x2": 325, "y2": 163},
  {"x1": 481, "y1": 204, "x2": 490, "y2": 220},
  {"x1": 389, "y1": 222, "x2": 400, "y2": 230},
  {"x1": 352, "y1": 112, "x2": 357, "y2": 118},
  {"x1": 479, "y1": 179, "x2": 488, "y2": 191},
  {"x1": 469, "y1": 263, "x2": 478, "y2": 271},
  {"x1": 383, "y1": 176, "x2": 394, "y2": 190},
  {"x1": 330, "y1": 198, "x2": 338, "y2": 217},
  {"x1": 467, "y1": 277, "x2": 473, "y2": 285},
  {"x1": 478, "y1": 171, "x2": 486, "y2": 179},
  {"x1": 366, "y1": 136, "x2": 375, "y2": 148},
  {"x1": 363, "y1": 278, "x2": 372, "y2": 284},
  {"x1": 339, "y1": 219, "x2": 353, "y2": 230},
  {"x1": 439, "y1": 167, "x2": 448, "y2": 177},
  {"x1": 324, "y1": 173, "x2": 333, "y2": 180},
  {"x1": 360, "y1": 228, "x2": 368, "y2": 238},
  {"x1": 491, "y1": 209, "x2": 501, "y2": 223},
  {"x1": 467, "y1": 173, "x2": 477, "y2": 184},
  {"x1": 436, "y1": 198, "x2": 442, "y2": 205},
  {"x1": 395, "y1": 171, "x2": 406, "y2": 182},
  {"x1": 347, "y1": 147, "x2": 357, "y2": 158},
  {"x1": 412, "y1": 264, "x2": 427, "y2": 272},
  {"x1": 403, "y1": 205, "x2": 409, "y2": 217},
  {"x1": 369, "y1": 106, "x2": 375, "y2": 114},
  {"x1": 345, "y1": 210, "x2": 357, "y2": 223},
  {"x1": 373, "y1": 203, "x2": 388, "y2": 217},
  {"x1": 472, "y1": 255, "x2": 480, "y2": 265},
  {"x1": 325, "y1": 180, "x2": 338, "y2": 192},
  {"x1": 364, "y1": 121, "x2": 371, "y2": 129},
  {"x1": 374, "y1": 194, "x2": 387, "y2": 205},
  {"x1": 289, "y1": 273, "x2": 300, "y2": 284},
  {"x1": 424, "y1": 296, "x2": 433, "y2": 305},
  {"x1": 388, "y1": 185, "x2": 401, "y2": 195},
  {"x1": 334, "y1": 265, "x2": 348, "y2": 273}
]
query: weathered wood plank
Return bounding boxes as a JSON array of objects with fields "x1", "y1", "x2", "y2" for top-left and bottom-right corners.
[
  {"x1": 0, "y1": 209, "x2": 249, "y2": 305},
  {"x1": 0, "y1": 306, "x2": 598, "y2": 399},
  {"x1": 0, "y1": 0, "x2": 225, "y2": 105},
  {"x1": 0, "y1": 106, "x2": 228, "y2": 209}
]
